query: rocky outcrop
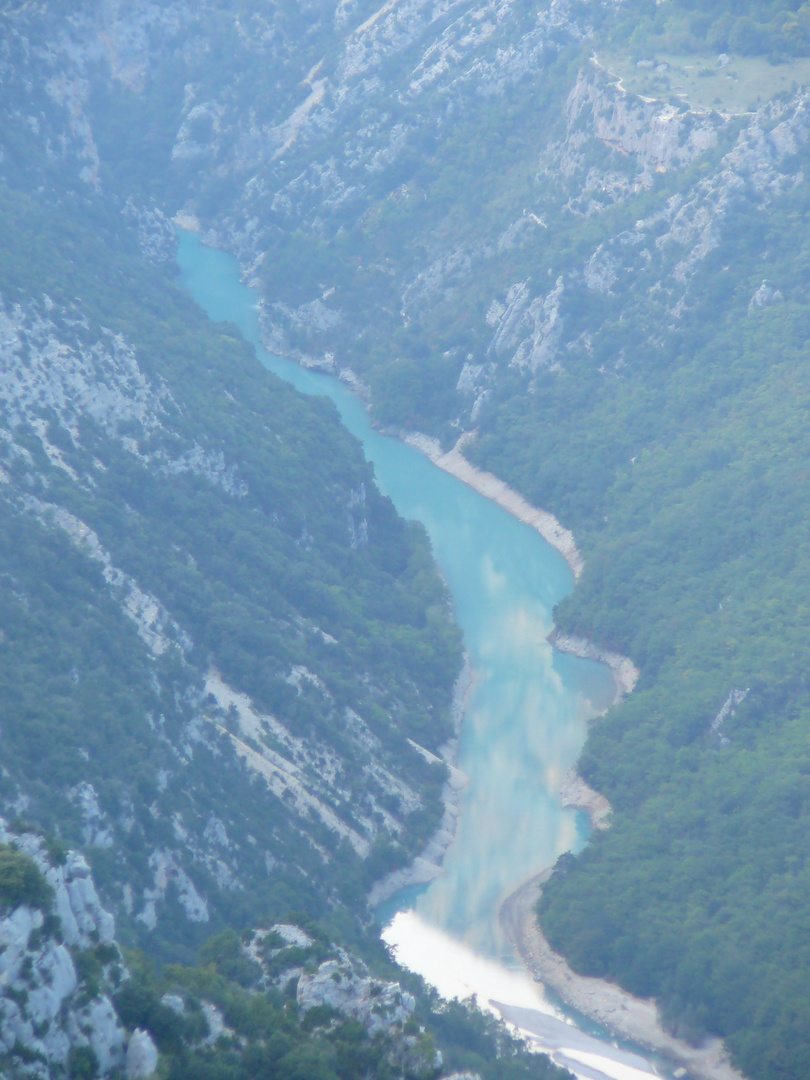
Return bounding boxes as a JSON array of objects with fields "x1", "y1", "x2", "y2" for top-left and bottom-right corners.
[
  {"x1": 297, "y1": 952, "x2": 441, "y2": 1079},
  {"x1": 748, "y1": 279, "x2": 783, "y2": 315},
  {"x1": 486, "y1": 278, "x2": 565, "y2": 374},
  {"x1": 710, "y1": 688, "x2": 749, "y2": 743},
  {"x1": 562, "y1": 62, "x2": 721, "y2": 189},
  {"x1": 549, "y1": 630, "x2": 639, "y2": 698},
  {"x1": 0, "y1": 820, "x2": 127, "y2": 1077},
  {"x1": 298, "y1": 959, "x2": 416, "y2": 1034},
  {"x1": 125, "y1": 1029, "x2": 159, "y2": 1080},
  {"x1": 0, "y1": 297, "x2": 247, "y2": 498},
  {"x1": 578, "y1": 89, "x2": 809, "y2": 314},
  {"x1": 203, "y1": 668, "x2": 428, "y2": 861},
  {"x1": 559, "y1": 768, "x2": 611, "y2": 830}
]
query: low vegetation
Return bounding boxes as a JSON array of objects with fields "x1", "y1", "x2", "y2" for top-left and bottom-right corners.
[{"x1": 0, "y1": 843, "x2": 52, "y2": 914}]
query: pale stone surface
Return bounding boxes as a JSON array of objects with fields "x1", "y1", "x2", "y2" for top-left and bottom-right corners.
[
  {"x1": 559, "y1": 768, "x2": 612, "y2": 830},
  {"x1": 549, "y1": 630, "x2": 639, "y2": 698},
  {"x1": 0, "y1": 819, "x2": 126, "y2": 1074},
  {"x1": 406, "y1": 433, "x2": 584, "y2": 577},
  {"x1": 298, "y1": 958, "x2": 416, "y2": 1035},
  {"x1": 126, "y1": 1029, "x2": 159, "y2": 1079},
  {"x1": 501, "y1": 873, "x2": 745, "y2": 1080}
]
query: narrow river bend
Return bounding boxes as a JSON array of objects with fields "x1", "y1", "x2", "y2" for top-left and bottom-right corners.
[{"x1": 177, "y1": 232, "x2": 675, "y2": 1080}]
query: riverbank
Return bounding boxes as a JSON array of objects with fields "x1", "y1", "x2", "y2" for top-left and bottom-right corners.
[
  {"x1": 182, "y1": 231, "x2": 730, "y2": 1080},
  {"x1": 500, "y1": 872, "x2": 746, "y2": 1080},
  {"x1": 400, "y1": 431, "x2": 639, "y2": 707},
  {"x1": 549, "y1": 630, "x2": 639, "y2": 700},
  {"x1": 374, "y1": 433, "x2": 638, "y2": 883},
  {"x1": 558, "y1": 769, "x2": 611, "y2": 831},
  {"x1": 404, "y1": 433, "x2": 584, "y2": 579},
  {"x1": 551, "y1": 629, "x2": 638, "y2": 830},
  {"x1": 367, "y1": 658, "x2": 473, "y2": 909}
]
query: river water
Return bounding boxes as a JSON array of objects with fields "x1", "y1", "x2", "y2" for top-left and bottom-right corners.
[{"x1": 177, "y1": 232, "x2": 676, "y2": 1080}]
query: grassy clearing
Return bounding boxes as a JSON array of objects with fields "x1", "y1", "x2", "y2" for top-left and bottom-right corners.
[{"x1": 599, "y1": 52, "x2": 810, "y2": 114}]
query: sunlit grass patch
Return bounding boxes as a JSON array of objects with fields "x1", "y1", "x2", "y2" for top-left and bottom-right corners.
[{"x1": 599, "y1": 52, "x2": 810, "y2": 114}]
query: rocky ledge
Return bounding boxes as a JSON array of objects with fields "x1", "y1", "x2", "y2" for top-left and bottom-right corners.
[{"x1": 0, "y1": 819, "x2": 159, "y2": 1079}]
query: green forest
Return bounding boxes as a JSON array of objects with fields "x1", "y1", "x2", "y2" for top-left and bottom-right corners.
[
  {"x1": 468, "y1": 59, "x2": 810, "y2": 1080},
  {"x1": 614, "y1": 0, "x2": 810, "y2": 57},
  {"x1": 0, "y1": 182, "x2": 465, "y2": 968},
  {"x1": 0, "y1": 183, "x2": 570, "y2": 1079},
  {"x1": 6, "y1": 0, "x2": 810, "y2": 1077},
  {"x1": 110, "y1": 931, "x2": 569, "y2": 1080}
]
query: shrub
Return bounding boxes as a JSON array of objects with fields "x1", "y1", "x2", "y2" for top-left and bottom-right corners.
[{"x1": 0, "y1": 843, "x2": 53, "y2": 914}]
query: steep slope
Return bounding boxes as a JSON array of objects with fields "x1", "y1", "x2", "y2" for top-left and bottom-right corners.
[
  {"x1": 0, "y1": 184, "x2": 571, "y2": 1080},
  {"x1": 0, "y1": 819, "x2": 568, "y2": 1080},
  {"x1": 6, "y1": 1, "x2": 810, "y2": 1078},
  {"x1": 0, "y1": 821, "x2": 128, "y2": 1079},
  {"x1": 0, "y1": 12, "x2": 579, "y2": 1080},
  {"x1": 0, "y1": 186, "x2": 463, "y2": 965}
]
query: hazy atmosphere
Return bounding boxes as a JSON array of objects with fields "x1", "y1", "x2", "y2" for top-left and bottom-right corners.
[{"x1": 1, "y1": 3, "x2": 809, "y2": 1080}]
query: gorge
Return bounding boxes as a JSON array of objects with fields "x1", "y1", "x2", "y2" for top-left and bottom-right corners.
[
  {"x1": 5, "y1": 2, "x2": 810, "y2": 1078},
  {"x1": 177, "y1": 228, "x2": 689, "y2": 1080}
]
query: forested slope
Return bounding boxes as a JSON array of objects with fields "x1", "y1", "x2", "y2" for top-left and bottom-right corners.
[
  {"x1": 0, "y1": 815, "x2": 569, "y2": 1080},
  {"x1": 0, "y1": 171, "x2": 575, "y2": 1076},
  {"x1": 0, "y1": 184, "x2": 467, "y2": 961},
  {"x1": 4, "y1": 0, "x2": 810, "y2": 1077}
]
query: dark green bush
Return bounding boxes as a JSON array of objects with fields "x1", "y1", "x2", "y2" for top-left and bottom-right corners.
[{"x1": 0, "y1": 843, "x2": 53, "y2": 914}]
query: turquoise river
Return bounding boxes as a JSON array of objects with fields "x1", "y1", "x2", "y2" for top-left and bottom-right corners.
[{"x1": 178, "y1": 231, "x2": 680, "y2": 1080}]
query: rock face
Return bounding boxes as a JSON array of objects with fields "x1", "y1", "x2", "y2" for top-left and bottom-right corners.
[
  {"x1": 558, "y1": 63, "x2": 720, "y2": 194},
  {"x1": 0, "y1": 820, "x2": 127, "y2": 1077},
  {"x1": 0, "y1": 0, "x2": 628, "y2": 390},
  {"x1": 298, "y1": 958, "x2": 417, "y2": 1035},
  {"x1": 559, "y1": 768, "x2": 611, "y2": 831},
  {"x1": 2, "y1": 3, "x2": 808, "y2": 434},
  {"x1": 297, "y1": 952, "x2": 441, "y2": 1079},
  {"x1": 0, "y1": 262, "x2": 456, "y2": 948},
  {"x1": 549, "y1": 631, "x2": 639, "y2": 699},
  {"x1": 7, "y1": 1, "x2": 792, "y2": 446},
  {"x1": 125, "y1": 1029, "x2": 159, "y2": 1080}
]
